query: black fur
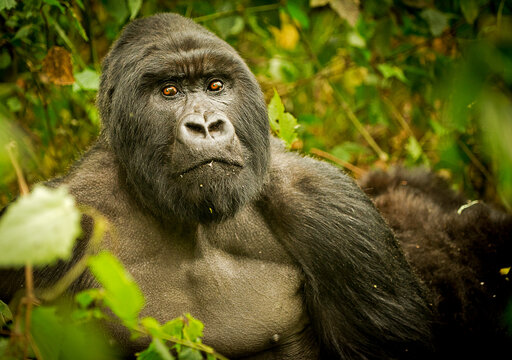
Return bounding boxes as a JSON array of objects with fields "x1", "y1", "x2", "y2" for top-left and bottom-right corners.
[{"x1": 360, "y1": 168, "x2": 512, "y2": 358}]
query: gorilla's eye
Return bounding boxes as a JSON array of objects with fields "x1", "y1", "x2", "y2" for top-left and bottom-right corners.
[
  {"x1": 208, "y1": 80, "x2": 224, "y2": 92},
  {"x1": 162, "y1": 85, "x2": 178, "y2": 97}
]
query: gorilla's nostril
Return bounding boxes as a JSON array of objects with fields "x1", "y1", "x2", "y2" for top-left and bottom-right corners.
[
  {"x1": 185, "y1": 122, "x2": 206, "y2": 135},
  {"x1": 208, "y1": 120, "x2": 224, "y2": 133}
]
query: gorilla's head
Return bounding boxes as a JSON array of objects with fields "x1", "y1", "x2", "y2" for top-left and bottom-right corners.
[{"x1": 97, "y1": 13, "x2": 270, "y2": 223}]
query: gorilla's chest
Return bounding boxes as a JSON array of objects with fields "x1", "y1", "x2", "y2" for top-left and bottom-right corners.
[{"x1": 110, "y1": 205, "x2": 305, "y2": 356}]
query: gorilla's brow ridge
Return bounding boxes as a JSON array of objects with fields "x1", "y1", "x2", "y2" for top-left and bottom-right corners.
[{"x1": 138, "y1": 47, "x2": 241, "y2": 84}]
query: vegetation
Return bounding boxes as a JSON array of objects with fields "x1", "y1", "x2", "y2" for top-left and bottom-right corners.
[{"x1": 0, "y1": 0, "x2": 511, "y2": 358}]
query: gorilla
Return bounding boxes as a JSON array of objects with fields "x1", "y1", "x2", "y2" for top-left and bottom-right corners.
[
  {"x1": 0, "y1": 13, "x2": 510, "y2": 359},
  {"x1": 359, "y1": 168, "x2": 512, "y2": 359}
]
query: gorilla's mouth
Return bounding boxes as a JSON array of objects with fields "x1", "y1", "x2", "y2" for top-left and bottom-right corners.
[{"x1": 178, "y1": 159, "x2": 243, "y2": 177}]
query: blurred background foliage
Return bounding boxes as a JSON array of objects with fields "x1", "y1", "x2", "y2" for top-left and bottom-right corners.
[{"x1": 0, "y1": 0, "x2": 511, "y2": 210}]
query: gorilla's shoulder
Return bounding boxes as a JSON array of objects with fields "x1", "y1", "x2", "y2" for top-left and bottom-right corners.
[
  {"x1": 48, "y1": 141, "x2": 131, "y2": 216},
  {"x1": 263, "y1": 137, "x2": 377, "y2": 218}
]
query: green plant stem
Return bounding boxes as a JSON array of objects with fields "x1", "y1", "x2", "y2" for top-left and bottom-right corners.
[
  {"x1": 296, "y1": 25, "x2": 388, "y2": 161},
  {"x1": 194, "y1": 3, "x2": 280, "y2": 22}
]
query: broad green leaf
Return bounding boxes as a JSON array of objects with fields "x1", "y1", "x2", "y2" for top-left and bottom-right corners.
[
  {"x1": 286, "y1": 1, "x2": 310, "y2": 29},
  {"x1": 0, "y1": 185, "x2": 81, "y2": 267},
  {"x1": 460, "y1": 0, "x2": 480, "y2": 25},
  {"x1": 406, "y1": 136, "x2": 422, "y2": 162},
  {"x1": 279, "y1": 112, "x2": 299, "y2": 147},
  {"x1": 178, "y1": 347, "x2": 202, "y2": 360},
  {"x1": 182, "y1": 313, "x2": 204, "y2": 342},
  {"x1": 0, "y1": 0, "x2": 16, "y2": 11},
  {"x1": 43, "y1": 0, "x2": 65, "y2": 13},
  {"x1": 0, "y1": 49, "x2": 11, "y2": 69},
  {"x1": 347, "y1": 31, "x2": 366, "y2": 48},
  {"x1": 377, "y1": 64, "x2": 407, "y2": 83},
  {"x1": 0, "y1": 300, "x2": 12, "y2": 326},
  {"x1": 75, "y1": 288, "x2": 103, "y2": 308},
  {"x1": 73, "y1": 69, "x2": 100, "y2": 92},
  {"x1": 88, "y1": 251, "x2": 145, "y2": 328},
  {"x1": 31, "y1": 306, "x2": 114, "y2": 360},
  {"x1": 420, "y1": 9, "x2": 448, "y2": 37},
  {"x1": 162, "y1": 318, "x2": 184, "y2": 338},
  {"x1": 267, "y1": 89, "x2": 284, "y2": 133},
  {"x1": 128, "y1": 0, "x2": 142, "y2": 20},
  {"x1": 137, "y1": 339, "x2": 174, "y2": 360}
]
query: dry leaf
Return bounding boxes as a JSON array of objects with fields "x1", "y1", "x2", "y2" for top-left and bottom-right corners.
[{"x1": 42, "y1": 46, "x2": 75, "y2": 86}]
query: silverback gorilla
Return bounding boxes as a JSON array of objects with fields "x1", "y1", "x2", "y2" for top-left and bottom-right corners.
[{"x1": 1, "y1": 13, "x2": 511, "y2": 359}]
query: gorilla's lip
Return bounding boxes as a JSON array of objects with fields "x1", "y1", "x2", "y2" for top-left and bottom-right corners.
[{"x1": 177, "y1": 158, "x2": 243, "y2": 176}]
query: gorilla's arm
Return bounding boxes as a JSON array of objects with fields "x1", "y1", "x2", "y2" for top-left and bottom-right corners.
[{"x1": 259, "y1": 141, "x2": 433, "y2": 359}]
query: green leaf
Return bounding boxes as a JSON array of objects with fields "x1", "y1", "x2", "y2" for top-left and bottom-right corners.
[
  {"x1": 178, "y1": 347, "x2": 202, "y2": 360},
  {"x1": 0, "y1": 0, "x2": 16, "y2": 11},
  {"x1": 12, "y1": 24, "x2": 32, "y2": 41},
  {"x1": 183, "y1": 313, "x2": 203, "y2": 342},
  {"x1": 460, "y1": 0, "x2": 480, "y2": 25},
  {"x1": 420, "y1": 8, "x2": 448, "y2": 37},
  {"x1": 73, "y1": 69, "x2": 100, "y2": 92},
  {"x1": 377, "y1": 64, "x2": 407, "y2": 83},
  {"x1": 137, "y1": 339, "x2": 174, "y2": 360},
  {"x1": 347, "y1": 31, "x2": 366, "y2": 48},
  {"x1": 0, "y1": 185, "x2": 81, "y2": 267},
  {"x1": 31, "y1": 306, "x2": 114, "y2": 360},
  {"x1": 128, "y1": 0, "x2": 142, "y2": 20},
  {"x1": 0, "y1": 300, "x2": 12, "y2": 326},
  {"x1": 161, "y1": 318, "x2": 184, "y2": 338},
  {"x1": 43, "y1": 0, "x2": 65, "y2": 13},
  {"x1": 406, "y1": 136, "x2": 422, "y2": 161},
  {"x1": 88, "y1": 251, "x2": 145, "y2": 328},
  {"x1": 279, "y1": 112, "x2": 299, "y2": 147},
  {"x1": 267, "y1": 89, "x2": 284, "y2": 133},
  {"x1": 75, "y1": 289, "x2": 102, "y2": 308},
  {"x1": 267, "y1": 90, "x2": 298, "y2": 148},
  {"x1": 286, "y1": 0, "x2": 309, "y2": 29},
  {"x1": 0, "y1": 49, "x2": 11, "y2": 69}
]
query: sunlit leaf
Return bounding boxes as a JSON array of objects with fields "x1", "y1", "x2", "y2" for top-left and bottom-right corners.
[
  {"x1": 268, "y1": 89, "x2": 284, "y2": 134},
  {"x1": 183, "y1": 313, "x2": 204, "y2": 342},
  {"x1": 322, "y1": 0, "x2": 360, "y2": 27},
  {"x1": 31, "y1": 306, "x2": 115, "y2": 360},
  {"x1": 137, "y1": 338, "x2": 174, "y2": 360},
  {"x1": 377, "y1": 64, "x2": 407, "y2": 83},
  {"x1": 286, "y1": 0, "x2": 310, "y2": 29},
  {"x1": 128, "y1": 0, "x2": 142, "y2": 20},
  {"x1": 178, "y1": 347, "x2": 202, "y2": 360},
  {"x1": 460, "y1": 0, "x2": 480, "y2": 25},
  {"x1": 421, "y1": 9, "x2": 448, "y2": 37},
  {"x1": 73, "y1": 69, "x2": 100, "y2": 92},
  {"x1": 0, "y1": 0, "x2": 16, "y2": 11},
  {"x1": 0, "y1": 300, "x2": 12, "y2": 326},
  {"x1": 88, "y1": 251, "x2": 145, "y2": 328},
  {"x1": 0, "y1": 185, "x2": 81, "y2": 267}
]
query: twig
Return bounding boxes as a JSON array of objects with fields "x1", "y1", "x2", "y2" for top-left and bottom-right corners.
[
  {"x1": 6, "y1": 142, "x2": 37, "y2": 358},
  {"x1": 6, "y1": 142, "x2": 29, "y2": 196},
  {"x1": 310, "y1": 148, "x2": 365, "y2": 176},
  {"x1": 193, "y1": 3, "x2": 280, "y2": 22},
  {"x1": 456, "y1": 138, "x2": 492, "y2": 179},
  {"x1": 295, "y1": 26, "x2": 388, "y2": 161}
]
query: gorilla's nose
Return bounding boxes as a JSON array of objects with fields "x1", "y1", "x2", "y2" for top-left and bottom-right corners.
[{"x1": 178, "y1": 113, "x2": 235, "y2": 146}]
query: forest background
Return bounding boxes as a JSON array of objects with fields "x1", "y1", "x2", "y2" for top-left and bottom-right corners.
[
  {"x1": 0, "y1": 0, "x2": 511, "y2": 210},
  {"x1": 0, "y1": 1, "x2": 512, "y2": 359}
]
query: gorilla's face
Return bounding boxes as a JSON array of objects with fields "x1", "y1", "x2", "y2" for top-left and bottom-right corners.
[{"x1": 97, "y1": 14, "x2": 270, "y2": 222}]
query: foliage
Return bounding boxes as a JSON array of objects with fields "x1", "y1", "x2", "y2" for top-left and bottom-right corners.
[
  {"x1": 0, "y1": 186, "x2": 226, "y2": 359},
  {"x1": 0, "y1": 0, "x2": 511, "y2": 209},
  {"x1": 0, "y1": 0, "x2": 511, "y2": 358}
]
